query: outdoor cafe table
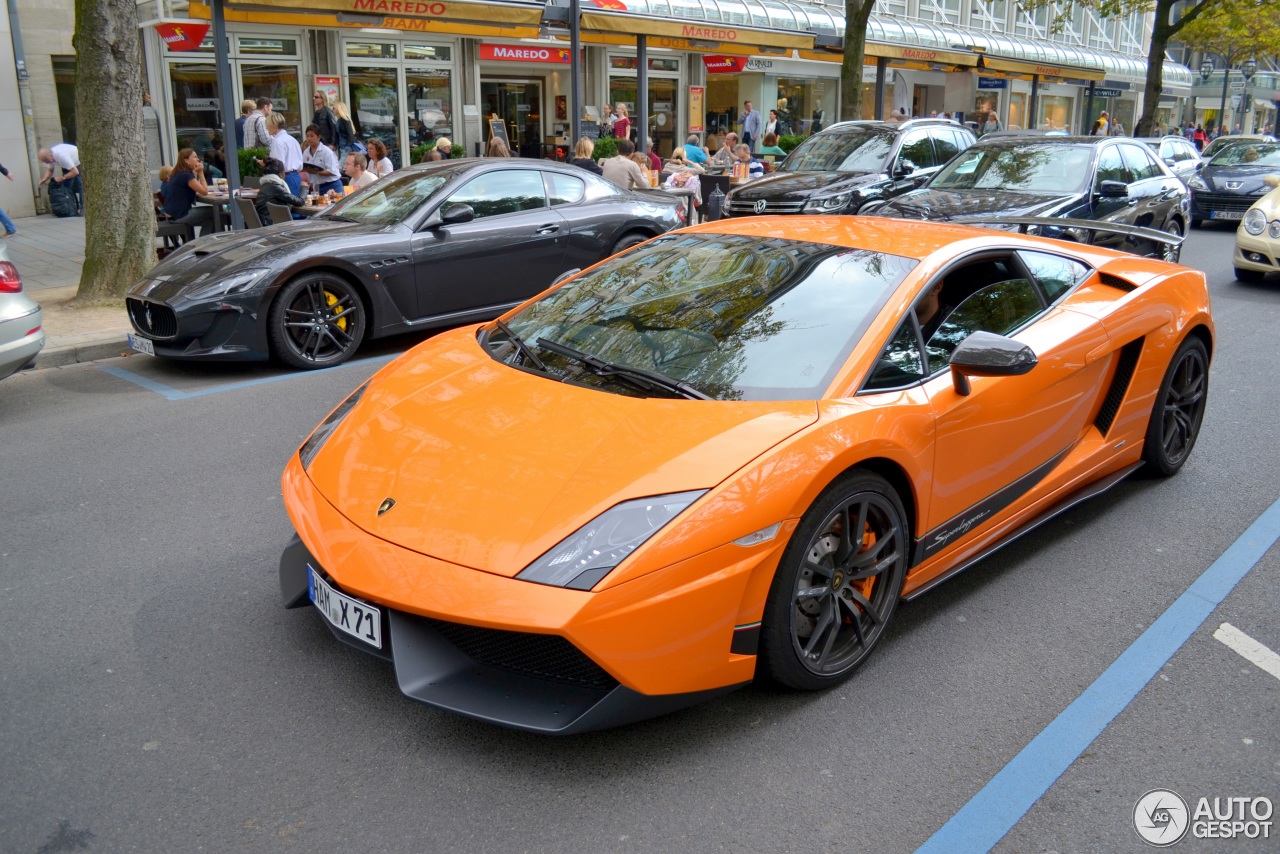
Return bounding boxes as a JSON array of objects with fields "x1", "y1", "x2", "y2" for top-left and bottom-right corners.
[{"x1": 196, "y1": 189, "x2": 326, "y2": 227}]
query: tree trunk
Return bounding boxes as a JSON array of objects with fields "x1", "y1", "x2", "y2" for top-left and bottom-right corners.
[
  {"x1": 840, "y1": 0, "x2": 876, "y2": 122},
  {"x1": 72, "y1": 0, "x2": 157, "y2": 302},
  {"x1": 1136, "y1": 2, "x2": 1171, "y2": 137}
]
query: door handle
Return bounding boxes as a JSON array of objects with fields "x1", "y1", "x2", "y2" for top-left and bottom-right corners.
[
  {"x1": 537, "y1": 224, "x2": 560, "y2": 234},
  {"x1": 1127, "y1": 198, "x2": 1140, "y2": 206}
]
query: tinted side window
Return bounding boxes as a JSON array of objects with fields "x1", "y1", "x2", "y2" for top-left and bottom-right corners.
[
  {"x1": 864, "y1": 323, "x2": 924, "y2": 391},
  {"x1": 926, "y1": 279, "x2": 1045, "y2": 374},
  {"x1": 1094, "y1": 146, "x2": 1130, "y2": 188},
  {"x1": 899, "y1": 130, "x2": 939, "y2": 171},
  {"x1": 933, "y1": 131, "x2": 961, "y2": 164},
  {"x1": 1017, "y1": 250, "x2": 1091, "y2": 302},
  {"x1": 446, "y1": 170, "x2": 547, "y2": 219},
  {"x1": 546, "y1": 172, "x2": 585, "y2": 206},
  {"x1": 1120, "y1": 144, "x2": 1162, "y2": 181},
  {"x1": 1175, "y1": 141, "x2": 1198, "y2": 162}
]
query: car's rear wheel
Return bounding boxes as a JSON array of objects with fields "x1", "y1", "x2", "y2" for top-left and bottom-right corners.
[
  {"x1": 1160, "y1": 219, "x2": 1183, "y2": 263},
  {"x1": 1234, "y1": 266, "x2": 1265, "y2": 283},
  {"x1": 1141, "y1": 336, "x2": 1208, "y2": 477},
  {"x1": 269, "y1": 272, "x2": 366, "y2": 369},
  {"x1": 610, "y1": 232, "x2": 648, "y2": 256},
  {"x1": 758, "y1": 471, "x2": 908, "y2": 690}
]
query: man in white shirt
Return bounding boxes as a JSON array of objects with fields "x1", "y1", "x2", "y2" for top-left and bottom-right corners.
[
  {"x1": 243, "y1": 97, "x2": 273, "y2": 151},
  {"x1": 302, "y1": 124, "x2": 342, "y2": 195},
  {"x1": 265, "y1": 112, "x2": 304, "y2": 195},
  {"x1": 344, "y1": 153, "x2": 378, "y2": 191},
  {"x1": 38, "y1": 143, "x2": 82, "y2": 214},
  {"x1": 600, "y1": 139, "x2": 647, "y2": 190}
]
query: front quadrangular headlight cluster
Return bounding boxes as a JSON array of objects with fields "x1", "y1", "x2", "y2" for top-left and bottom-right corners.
[
  {"x1": 804, "y1": 192, "x2": 852, "y2": 213},
  {"x1": 299, "y1": 381, "x2": 369, "y2": 469},
  {"x1": 1186, "y1": 175, "x2": 1209, "y2": 192},
  {"x1": 187, "y1": 267, "x2": 273, "y2": 301},
  {"x1": 517, "y1": 490, "x2": 708, "y2": 591},
  {"x1": 1242, "y1": 208, "x2": 1280, "y2": 239}
]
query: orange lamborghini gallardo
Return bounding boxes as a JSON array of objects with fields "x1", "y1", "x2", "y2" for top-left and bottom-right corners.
[{"x1": 279, "y1": 217, "x2": 1211, "y2": 733}]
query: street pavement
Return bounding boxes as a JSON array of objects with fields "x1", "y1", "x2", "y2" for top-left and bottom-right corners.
[{"x1": 2, "y1": 219, "x2": 1278, "y2": 853}]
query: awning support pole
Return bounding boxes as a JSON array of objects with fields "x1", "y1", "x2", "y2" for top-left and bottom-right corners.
[
  {"x1": 1029, "y1": 74, "x2": 1039, "y2": 131},
  {"x1": 874, "y1": 57, "x2": 887, "y2": 121},
  {"x1": 637, "y1": 35, "x2": 648, "y2": 156},
  {"x1": 211, "y1": 0, "x2": 244, "y2": 229},
  {"x1": 1085, "y1": 81, "x2": 1095, "y2": 133},
  {"x1": 570, "y1": 0, "x2": 581, "y2": 149}
]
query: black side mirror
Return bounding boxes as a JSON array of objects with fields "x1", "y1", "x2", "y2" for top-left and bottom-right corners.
[
  {"x1": 1097, "y1": 180, "x2": 1129, "y2": 198},
  {"x1": 440, "y1": 203, "x2": 475, "y2": 224},
  {"x1": 949, "y1": 330, "x2": 1037, "y2": 396}
]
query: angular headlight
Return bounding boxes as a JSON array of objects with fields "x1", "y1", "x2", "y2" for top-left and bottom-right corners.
[
  {"x1": 804, "y1": 192, "x2": 852, "y2": 213},
  {"x1": 187, "y1": 268, "x2": 272, "y2": 300},
  {"x1": 517, "y1": 490, "x2": 708, "y2": 590},
  {"x1": 1244, "y1": 209, "x2": 1268, "y2": 236},
  {"x1": 298, "y1": 381, "x2": 368, "y2": 469},
  {"x1": 1186, "y1": 175, "x2": 1208, "y2": 192}
]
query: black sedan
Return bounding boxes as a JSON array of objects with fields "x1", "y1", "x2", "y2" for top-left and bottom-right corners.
[
  {"x1": 1186, "y1": 141, "x2": 1280, "y2": 228},
  {"x1": 126, "y1": 160, "x2": 682, "y2": 368},
  {"x1": 873, "y1": 136, "x2": 1191, "y2": 261}
]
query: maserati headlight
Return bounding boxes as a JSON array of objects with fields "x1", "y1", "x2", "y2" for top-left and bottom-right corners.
[
  {"x1": 517, "y1": 490, "x2": 708, "y2": 590},
  {"x1": 804, "y1": 192, "x2": 852, "y2": 213},
  {"x1": 1186, "y1": 175, "x2": 1208, "y2": 192},
  {"x1": 298, "y1": 381, "x2": 369, "y2": 469},
  {"x1": 1244, "y1": 209, "x2": 1267, "y2": 235},
  {"x1": 187, "y1": 268, "x2": 272, "y2": 300}
]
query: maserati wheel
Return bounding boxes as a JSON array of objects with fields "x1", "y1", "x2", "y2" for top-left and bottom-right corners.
[{"x1": 269, "y1": 272, "x2": 366, "y2": 370}]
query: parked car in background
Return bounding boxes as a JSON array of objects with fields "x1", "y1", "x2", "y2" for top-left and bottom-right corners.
[
  {"x1": 125, "y1": 159, "x2": 683, "y2": 369},
  {"x1": 1234, "y1": 173, "x2": 1280, "y2": 282},
  {"x1": 1134, "y1": 135, "x2": 1202, "y2": 179},
  {"x1": 1187, "y1": 141, "x2": 1280, "y2": 228},
  {"x1": 0, "y1": 245, "x2": 45, "y2": 381},
  {"x1": 723, "y1": 119, "x2": 976, "y2": 218},
  {"x1": 873, "y1": 135, "x2": 1191, "y2": 261},
  {"x1": 1200, "y1": 133, "x2": 1277, "y2": 163}
]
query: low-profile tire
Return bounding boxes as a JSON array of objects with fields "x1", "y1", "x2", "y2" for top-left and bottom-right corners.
[
  {"x1": 855, "y1": 200, "x2": 886, "y2": 216},
  {"x1": 1234, "y1": 266, "x2": 1265, "y2": 283},
  {"x1": 268, "y1": 272, "x2": 366, "y2": 370},
  {"x1": 1140, "y1": 336, "x2": 1208, "y2": 477},
  {"x1": 1191, "y1": 217, "x2": 1204, "y2": 229},
  {"x1": 1160, "y1": 219, "x2": 1183, "y2": 263},
  {"x1": 758, "y1": 470, "x2": 908, "y2": 691},
  {"x1": 609, "y1": 232, "x2": 648, "y2": 256}
]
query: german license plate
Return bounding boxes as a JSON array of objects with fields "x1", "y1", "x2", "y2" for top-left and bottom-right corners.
[
  {"x1": 1211, "y1": 210, "x2": 1244, "y2": 220},
  {"x1": 308, "y1": 566, "x2": 382, "y2": 649},
  {"x1": 127, "y1": 333, "x2": 154, "y2": 356}
]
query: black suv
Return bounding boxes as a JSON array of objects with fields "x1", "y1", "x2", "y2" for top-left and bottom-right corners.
[{"x1": 723, "y1": 119, "x2": 976, "y2": 217}]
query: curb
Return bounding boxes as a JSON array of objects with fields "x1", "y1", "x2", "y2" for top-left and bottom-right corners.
[{"x1": 34, "y1": 337, "x2": 131, "y2": 369}]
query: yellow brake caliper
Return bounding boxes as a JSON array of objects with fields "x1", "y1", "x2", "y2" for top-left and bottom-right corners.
[{"x1": 325, "y1": 290, "x2": 348, "y2": 333}]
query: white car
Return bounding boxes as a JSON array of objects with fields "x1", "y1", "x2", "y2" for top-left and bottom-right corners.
[
  {"x1": 0, "y1": 244, "x2": 44, "y2": 380},
  {"x1": 1235, "y1": 174, "x2": 1280, "y2": 283}
]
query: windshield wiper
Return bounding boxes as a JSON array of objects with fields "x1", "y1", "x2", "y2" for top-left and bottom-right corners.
[
  {"x1": 535, "y1": 338, "x2": 710, "y2": 401},
  {"x1": 319, "y1": 213, "x2": 359, "y2": 222},
  {"x1": 493, "y1": 320, "x2": 549, "y2": 372}
]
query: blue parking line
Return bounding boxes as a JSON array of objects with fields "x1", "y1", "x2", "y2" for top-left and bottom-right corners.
[
  {"x1": 917, "y1": 494, "x2": 1280, "y2": 854},
  {"x1": 98, "y1": 353, "x2": 395, "y2": 401}
]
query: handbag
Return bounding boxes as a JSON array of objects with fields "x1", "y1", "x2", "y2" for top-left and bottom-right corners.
[{"x1": 48, "y1": 181, "x2": 77, "y2": 218}]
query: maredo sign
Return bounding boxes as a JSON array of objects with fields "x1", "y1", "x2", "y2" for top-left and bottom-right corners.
[
  {"x1": 703, "y1": 55, "x2": 748, "y2": 74},
  {"x1": 480, "y1": 44, "x2": 570, "y2": 63},
  {"x1": 154, "y1": 21, "x2": 210, "y2": 51}
]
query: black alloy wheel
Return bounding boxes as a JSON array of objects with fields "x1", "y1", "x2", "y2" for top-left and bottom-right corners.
[
  {"x1": 759, "y1": 471, "x2": 908, "y2": 690},
  {"x1": 610, "y1": 233, "x2": 648, "y2": 256},
  {"x1": 1160, "y1": 219, "x2": 1183, "y2": 264},
  {"x1": 1141, "y1": 336, "x2": 1209, "y2": 477},
  {"x1": 269, "y1": 272, "x2": 366, "y2": 369}
]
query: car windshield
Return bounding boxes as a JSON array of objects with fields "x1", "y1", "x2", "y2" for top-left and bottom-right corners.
[
  {"x1": 503, "y1": 233, "x2": 915, "y2": 401},
  {"x1": 318, "y1": 170, "x2": 449, "y2": 225},
  {"x1": 781, "y1": 131, "x2": 895, "y2": 173},
  {"x1": 1209, "y1": 143, "x2": 1280, "y2": 167},
  {"x1": 929, "y1": 144, "x2": 1093, "y2": 193}
]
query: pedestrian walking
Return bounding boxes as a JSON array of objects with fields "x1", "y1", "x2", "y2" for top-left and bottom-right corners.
[
  {"x1": 0, "y1": 161, "x2": 17, "y2": 236},
  {"x1": 37, "y1": 143, "x2": 82, "y2": 215},
  {"x1": 264, "y1": 112, "x2": 304, "y2": 195},
  {"x1": 331, "y1": 101, "x2": 358, "y2": 161},
  {"x1": 243, "y1": 97, "x2": 273, "y2": 151},
  {"x1": 311, "y1": 91, "x2": 338, "y2": 148},
  {"x1": 234, "y1": 99, "x2": 255, "y2": 149}
]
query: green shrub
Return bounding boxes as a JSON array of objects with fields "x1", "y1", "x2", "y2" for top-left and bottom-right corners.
[
  {"x1": 410, "y1": 143, "x2": 430, "y2": 164},
  {"x1": 451, "y1": 144, "x2": 464, "y2": 159},
  {"x1": 591, "y1": 136, "x2": 618, "y2": 160},
  {"x1": 238, "y1": 147, "x2": 268, "y2": 178},
  {"x1": 778, "y1": 134, "x2": 805, "y2": 153}
]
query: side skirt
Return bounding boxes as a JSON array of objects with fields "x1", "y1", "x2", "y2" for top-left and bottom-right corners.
[{"x1": 903, "y1": 461, "x2": 1143, "y2": 602}]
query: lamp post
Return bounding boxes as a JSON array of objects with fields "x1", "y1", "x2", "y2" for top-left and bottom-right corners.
[
  {"x1": 1203, "y1": 54, "x2": 1259, "y2": 136},
  {"x1": 1241, "y1": 58, "x2": 1257, "y2": 132}
]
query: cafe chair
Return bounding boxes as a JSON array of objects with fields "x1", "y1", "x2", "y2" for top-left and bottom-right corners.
[
  {"x1": 235, "y1": 197, "x2": 264, "y2": 229},
  {"x1": 155, "y1": 220, "x2": 192, "y2": 259},
  {"x1": 241, "y1": 176, "x2": 261, "y2": 189},
  {"x1": 267, "y1": 203, "x2": 294, "y2": 225}
]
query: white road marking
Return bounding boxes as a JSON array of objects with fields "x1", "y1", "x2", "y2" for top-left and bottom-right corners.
[{"x1": 1214, "y1": 622, "x2": 1280, "y2": 682}]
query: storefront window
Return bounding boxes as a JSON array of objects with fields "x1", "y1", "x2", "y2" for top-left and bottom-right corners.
[
  {"x1": 408, "y1": 68, "x2": 454, "y2": 154},
  {"x1": 858, "y1": 82, "x2": 896, "y2": 120},
  {"x1": 1008, "y1": 91, "x2": 1026, "y2": 130},
  {"x1": 349, "y1": 67, "x2": 401, "y2": 165},
  {"x1": 242, "y1": 64, "x2": 301, "y2": 136},
  {"x1": 705, "y1": 76, "x2": 738, "y2": 137},
  {"x1": 609, "y1": 57, "x2": 680, "y2": 72},
  {"x1": 347, "y1": 42, "x2": 397, "y2": 59},
  {"x1": 237, "y1": 37, "x2": 298, "y2": 56},
  {"x1": 609, "y1": 74, "x2": 681, "y2": 157},
  {"x1": 405, "y1": 45, "x2": 451, "y2": 61},
  {"x1": 169, "y1": 61, "x2": 221, "y2": 156},
  {"x1": 1036, "y1": 94, "x2": 1074, "y2": 132},
  {"x1": 974, "y1": 91, "x2": 1001, "y2": 134},
  {"x1": 776, "y1": 76, "x2": 835, "y2": 136}
]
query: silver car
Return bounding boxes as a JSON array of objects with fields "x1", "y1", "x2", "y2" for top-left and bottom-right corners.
[{"x1": 0, "y1": 243, "x2": 45, "y2": 380}]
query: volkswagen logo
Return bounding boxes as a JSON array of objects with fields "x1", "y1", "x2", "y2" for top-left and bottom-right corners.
[
  {"x1": 754, "y1": 199, "x2": 768, "y2": 214},
  {"x1": 377, "y1": 498, "x2": 397, "y2": 516},
  {"x1": 1225, "y1": 181, "x2": 1243, "y2": 190}
]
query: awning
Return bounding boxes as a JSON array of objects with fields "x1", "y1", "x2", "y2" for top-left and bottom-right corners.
[
  {"x1": 576, "y1": 10, "x2": 814, "y2": 51},
  {"x1": 864, "y1": 41, "x2": 979, "y2": 69},
  {"x1": 223, "y1": 0, "x2": 544, "y2": 25},
  {"x1": 187, "y1": 0, "x2": 544, "y2": 37}
]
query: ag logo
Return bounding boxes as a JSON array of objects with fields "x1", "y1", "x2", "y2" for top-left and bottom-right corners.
[{"x1": 1134, "y1": 789, "x2": 1190, "y2": 846}]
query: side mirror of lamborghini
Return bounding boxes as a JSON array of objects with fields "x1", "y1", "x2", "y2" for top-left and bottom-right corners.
[{"x1": 949, "y1": 330, "x2": 1037, "y2": 396}]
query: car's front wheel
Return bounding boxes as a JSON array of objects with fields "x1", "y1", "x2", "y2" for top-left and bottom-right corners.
[
  {"x1": 758, "y1": 470, "x2": 908, "y2": 690},
  {"x1": 269, "y1": 272, "x2": 367, "y2": 369},
  {"x1": 1160, "y1": 219, "x2": 1184, "y2": 263},
  {"x1": 1234, "y1": 266, "x2": 1265, "y2": 283},
  {"x1": 1141, "y1": 336, "x2": 1208, "y2": 477},
  {"x1": 609, "y1": 232, "x2": 648, "y2": 256}
]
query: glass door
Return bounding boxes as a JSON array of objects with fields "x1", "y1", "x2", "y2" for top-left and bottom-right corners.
[
  {"x1": 406, "y1": 68, "x2": 454, "y2": 158},
  {"x1": 482, "y1": 80, "x2": 543, "y2": 158},
  {"x1": 349, "y1": 67, "x2": 402, "y2": 167},
  {"x1": 240, "y1": 63, "x2": 302, "y2": 136}
]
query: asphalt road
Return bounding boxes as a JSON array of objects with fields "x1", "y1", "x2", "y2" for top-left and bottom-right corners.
[{"x1": 2, "y1": 223, "x2": 1277, "y2": 853}]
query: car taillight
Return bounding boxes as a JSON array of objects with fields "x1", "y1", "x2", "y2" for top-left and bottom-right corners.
[{"x1": 0, "y1": 261, "x2": 21, "y2": 293}]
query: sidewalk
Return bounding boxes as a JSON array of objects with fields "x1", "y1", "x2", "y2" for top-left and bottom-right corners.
[{"x1": 6, "y1": 214, "x2": 136, "y2": 368}]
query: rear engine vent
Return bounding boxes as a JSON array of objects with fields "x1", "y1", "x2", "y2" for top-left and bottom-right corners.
[
  {"x1": 1094, "y1": 337, "x2": 1144, "y2": 436},
  {"x1": 1098, "y1": 272, "x2": 1137, "y2": 293},
  {"x1": 427, "y1": 619, "x2": 618, "y2": 691}
]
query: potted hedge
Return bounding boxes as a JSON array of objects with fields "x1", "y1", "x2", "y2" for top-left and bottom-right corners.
[{"x1": 238, "y1": 147, "x2": 268, "y2": 178}]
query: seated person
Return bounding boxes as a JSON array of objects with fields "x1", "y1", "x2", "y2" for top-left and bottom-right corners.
[
  {"x1": 915, "y1": 279, "x2": 954, "y2": 341},
  {"x1": 708, "y1": 133, "x2": 739, "y2": 171},
  {"x1": 156, "y1": 165, "x2": 174, "y2": 212},
  {"x1": 757, "y1": 132, "x2": 788, "y2": 163},
  {"x1": 161, "y1": 147, "x2": 215, "y2": 237},
  {"x1": 663, "y1": 147, "x2": 704, "y2": 175},
  {"x1": 733, "y1": 144, "x2": 765, "y2": 180},
  {"x1": 254, "y1": 157, "x2": 307, "y2": 223},
  {"x1": 683, "y1": 134, "x2": 709, "y2": 165}
]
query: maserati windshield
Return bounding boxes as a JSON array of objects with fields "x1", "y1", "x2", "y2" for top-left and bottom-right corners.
[
  {"x1": 930, "y1": 144, "x2": 1093, "y2": 193},
  {"x1": 502, "y1": 233, "x2": 915, "y2": 401}
]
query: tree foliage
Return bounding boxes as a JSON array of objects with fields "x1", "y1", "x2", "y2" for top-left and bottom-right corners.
[{"x1": 1177, "y1": 0, "x2": 1280, "y2": 66}]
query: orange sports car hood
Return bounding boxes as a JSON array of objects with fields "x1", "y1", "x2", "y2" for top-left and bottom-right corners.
[{"x1": 306, "y1": 337, "x2": 818, "y2": 576}]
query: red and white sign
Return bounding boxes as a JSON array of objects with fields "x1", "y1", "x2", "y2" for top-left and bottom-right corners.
[
  {"x1": 155, "y1": 21, "x2": 210, "y2": 51},
  {"x1": 480, "y1": 44, "x2": 570, "y2": 64},
  {"x1": 703, "y1": 55, "x2": 748, "y2": 74},
  {"x1": 590, "y1": 0, "x2": 628, "y2": 9}
]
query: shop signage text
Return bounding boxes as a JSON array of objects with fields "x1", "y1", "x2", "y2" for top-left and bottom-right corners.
[
  {"x1": 353, "y1": 0, "x2": 447, "y2": 16},
  {"x1": 977, "y1": 76, "x2": 1007, "y2": 89},
  {"x1": 155, "y1": 21, "x2": 210, "y2": 51},
  {"x1": 682, "y1": 24, "x2": 738, "y2": 41},
  {"x1": 703, "y1": 55, "x2": 748, "y2": 73},
  {"x1": 590, "y1": 0, "x2": 628, "y2": 8},
  {"x1": 186, "y1": 97, "x2": 219, "y2": 111},
  {"x1": 479, "y1": 44, "x2": 570, "y2": 63},
  {"x1": 1092, "y1": 87, "x2": 1124, "y2": 98},
  {"x1": 1035, "y1": 65, "x2": 1063, "y2": 76},
  {"x1": 903, "y1": 48, "x2": 937, "y2": 61}
]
